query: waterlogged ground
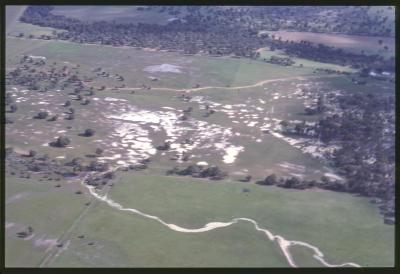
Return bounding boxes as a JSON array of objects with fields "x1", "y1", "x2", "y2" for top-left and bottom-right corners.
[{"x1": 5, "y1": 35, "x2": 395, "y2": 267}]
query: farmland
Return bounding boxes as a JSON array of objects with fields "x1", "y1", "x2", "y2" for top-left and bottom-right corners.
[
  {"x1": 5, "y1": 6, "x2": 395, "y2": 268},
  {"x1": 264, "y1": 30, "x2": 395, "y2": 58}
]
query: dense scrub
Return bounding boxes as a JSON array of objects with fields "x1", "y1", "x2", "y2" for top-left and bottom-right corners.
[
  {"x1": 274, "y1": 89, "x2": 395, "y2": 224},
  {"x1": 19, "y1": 6, "x2": 394, "y2": 72}
]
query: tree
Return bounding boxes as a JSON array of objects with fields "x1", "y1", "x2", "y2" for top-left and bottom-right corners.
[
  {"x1": 240, "y1": 175, "x2": 252, "y2": 182},
  {"x1": 156, "y1": 141, "x2": 171, "y2": 150},
  {"x1": 9, "y1": 104, "x2": 18, "y2": 113},
  {"x1": 88, "y1": 161, "x2": 108, "y2": 172},
  {"x1": 317, "y1": 95, "x2": 325, "y2": 112},
  {"x1": 64, "y1": 100, "x2": 71, "y2": 107},
  {"x1": 86, "y1": 89, "x2": 95, "y2": 96},
  {"x1": 34, "y1": 111, "x2": 48, "y2": 119},
  {"x1": 28, "y1": 150, "x2": 37, "y2": 157},
  {"x1": 5, "y1": 93, "x2": 14, "y2": 105},
  {"x1": 65, "y1": 114, "x2": 74, "y2": 120},
  {"x1": 81, "y1": 99, "x2": 90, "y2": 105},
  {"x1": 320, "y1": 175, "x2": 330, "y2": 184},
  {"x1": 47, "y1": 115, "x2": 58, "y2": 121},
  {"x1": 279, "y1": 120, "x2": 289, "y2": 128},
  {"x1": 80, "y1": 128, "x2": 95, "y2": 137},
  {"x1": 95, "y1": 148, "x2": 103, "y2": 156},
  {"x1": 179, "y1": 114, "x2": 189, "y2": 121},
  {"x1": 183, "y1": 106, "x2": 193, "y2": 113},
  {"x1": 264, "y1": 174, "x2": 278, "y2": 185},
  {"x1": 50, "y1": 136, "x2": 70, "y2": 148}
]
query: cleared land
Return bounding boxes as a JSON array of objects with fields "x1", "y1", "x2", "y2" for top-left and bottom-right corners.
[
  {"x1": 6, "y1": 174, "x2": 394, "y2": 267},
  {"x1": 5, "y1": 5, "x2": 27, "y2": 32},
  {"x1": 51, "y1": 6, "x2": 183, "y2": 25},
  {"x1": 263, "y1": 30, "x2": 395, "y2": 58},
  {"x1": 5, "y1": 25, "x2": 395, "y2": 267}
]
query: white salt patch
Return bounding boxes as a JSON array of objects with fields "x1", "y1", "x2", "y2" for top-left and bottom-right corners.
[
  {"x1": 278, "y1": 162, "x2": 306, "y2": 173},
  {"x1": 290, "y1": 173, "x2": 304, "y2": 179},
  {"x1": 364, "y1": 157, "x2": 376, "y2": 165},
  {"x1": 144, "y1": 64, "x2": 182, "y2": 73},
  {"x1": 29, "y1": 55, "x2": 46, "y2": 60},
  {"x1": 223, "y1": 145, "x2": 244, "y2": 164},
  {"x1": 324, "y1": 173, "x2": 345, "y2": 181},
  {"x1": 34, "y1": 237, "x2": 57, "y2": 249},
  {"x1": 104, "y1": 97, "x2": 128, "y2": 102},
  {"x1": 247, "y1": 121, "x2": 258, "y2": 127}
]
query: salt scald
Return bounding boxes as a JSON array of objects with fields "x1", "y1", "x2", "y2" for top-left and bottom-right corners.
[
  {"x1": 144, "y1": 64, "x2": 182, "y2": 73},
  {"x1": 223, "y1": 145, "x2": 244, "y2": 164},
  {"x1": 104, "y1": 97, "x2": 128, "y2": 102}
]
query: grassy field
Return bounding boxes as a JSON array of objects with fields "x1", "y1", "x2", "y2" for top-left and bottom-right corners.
[
  {"x1": 48, "y1": 201, "x2": 289, "y2": 267},
  {"x1": 5, "y1": 5, "x2": 27, "y2": 32},
  {"x1": 46, "y1": 173, "x2": 394, "y2": 267},
  {"x1": 5, "y1": 31, "x2": 395, "y2": 267},
  {"x1": 5, "y1": 36, "x2": 332, "y2": 180},
  {"x1": 6, "y1": 37, "x2": 315, "y2": 89},
  {"x1": 5, "y1": 176, "x2": 91, "y2": 267},
  {"x1": 258, "y1": 48, "x2": 357, "y2": 72},
  {"x1": 51, "y1": 6, "x2": 180, "y2": 25},
  {"x1": 264, "y1": 30, "x2": 395, "y2": 58},
  {"x1": 7, "y1": 22, "x2": 66, "y2": 38}
]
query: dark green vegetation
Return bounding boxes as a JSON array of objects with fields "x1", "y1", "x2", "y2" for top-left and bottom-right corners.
[
  {"x1": 18, "y1": 6, "x2": 395, "y2": 73},
  {"x1": 51, "y1": 6, "x2": 395, "y2": 37}
]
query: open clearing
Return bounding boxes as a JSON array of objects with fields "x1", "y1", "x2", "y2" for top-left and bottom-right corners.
[
  {"x1": 51, "y1": 6, "x2": 181, "y2": 25},
  {"x1": 263, "y1": 30, "x2": 395, "y2": 58}
]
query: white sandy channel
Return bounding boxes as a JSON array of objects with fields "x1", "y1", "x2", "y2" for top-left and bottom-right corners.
[{"x1": 85, "y1": 182, "x2": 361, "y2": 268}]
